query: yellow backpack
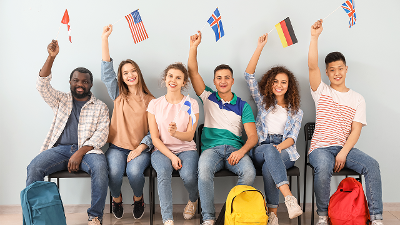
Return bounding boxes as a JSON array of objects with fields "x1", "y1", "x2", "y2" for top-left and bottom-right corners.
[{"x1": 224, "y1": 185, "x2": 268, "y2": 225}]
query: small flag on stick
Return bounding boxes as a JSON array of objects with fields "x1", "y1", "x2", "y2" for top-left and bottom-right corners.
[
  {"x1": 61, "y1": 9, "x2": 71, "y2": 43},
  {"x1": 172, "y1": 95, "x2": 196, "y2": 126},
  {"x1": 125, "y1": 10, "x2": 149, "y2": 44},
  {"x1": 275, "y1": 17, "x2": 298, "y2": 48},
  {"x1": 341, "y1": 0, "x2": 356, "y2": 28},
  {"x1": 207, "y1": 8, "x2": 224, "y2": 42}
]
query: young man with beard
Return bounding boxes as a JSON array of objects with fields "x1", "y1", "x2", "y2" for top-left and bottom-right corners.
[
  {"x1": 188, "y1": 31, "x2": 258, "y2": 225},
  {"x1": 26, "y1": 40, "x2": 110, "y2": 225}
]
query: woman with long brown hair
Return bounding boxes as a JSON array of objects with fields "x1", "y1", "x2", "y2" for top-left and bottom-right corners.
[
  {"x1": 244, "y1": 33, "x2": 303, "y2": 225},
  {"x1": 101, "y1": 24, "x2": 154, "y2": 220}
]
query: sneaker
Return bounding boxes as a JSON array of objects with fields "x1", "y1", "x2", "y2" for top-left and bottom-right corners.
[
  {"x1": 164, "y1": 220, "x2": 174, "y2": 225},
  {"x1": 316, "y1": 216, "x2": 328, "y2": 225},
  {"x1": 268, "y1": 212, "x2": 279, "y2": 225},
  {"x1": 88, "y1": 216, "x2": 102, "y2": 225},
  {"x1": 371, "y1": 220, "x2": 384, "y2": 225},
  {"x1": 111, "y1": 194, "x2": 123, "y2": 219},
  {"x1": 284, "y1": 195, "x2": 303, "y2": 219},
  {"x1": 201, "y1": 220, "x2": 215, "y2": 225},
  {"x1": 133, "y1": 197, "x2": 145, "y2": 219},
  {"x1": 183, "y1": 200, "x2": 197, "y2": 220}
]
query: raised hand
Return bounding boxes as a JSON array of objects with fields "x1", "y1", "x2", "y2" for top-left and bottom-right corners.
[
  {"x1": 190, "y1": 31, "x2": 202, "y2": 48},
  {"x1": 311, "y1": 20, "x2": 323, "y2": 37},
  {"x1": 257, "y1": 33, "x2": 268, "y2": 48},
  {"x1": 102, "y1": 24, "x2": 113, "y2": 39},
  {"x1": 47, "y1": 40, "x2": 59, "y2": 57}
]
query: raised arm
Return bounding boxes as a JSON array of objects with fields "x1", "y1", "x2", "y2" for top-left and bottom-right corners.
[
  {"x1": 101, "y1": 25, "x2": 112, "y2": 62},
  {"x1": 245, "y1": 33, "x2": 268, "y2": 74},
  {"x1": 39, "y1": 40, "x2": 59, "y2": 77},
  {"x1": 308, "y1": 20, "x2": 323, "y2": 91},
  {"x1": 188, "y1": 31, "x2": 206, "y2": 96}
]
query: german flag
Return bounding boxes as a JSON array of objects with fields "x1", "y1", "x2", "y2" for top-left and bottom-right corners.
[{"x1": 275, "y1": 17, "x2": 298, "y2": 48}]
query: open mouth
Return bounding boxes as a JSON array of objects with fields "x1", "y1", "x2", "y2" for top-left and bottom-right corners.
[
  {"x1": 128, "y1": 77, "x2": 137, "y2": 82},
  {"x1": 169, "y1": 83, "x2": 177, "y2": 88},
  {"x1": 334, "y1": 77, "x2": 341, "y2": 81},
  {"x1": 275, "y1": 88, "x2": 282, "y2": 93}
]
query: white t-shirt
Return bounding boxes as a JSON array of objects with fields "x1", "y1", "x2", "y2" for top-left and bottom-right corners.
[
  {"x1": 309, "y1": 81, "x2": 366, "y2": 154},
  {"x1": 266, "y1": 105, "x2": 287, "y2": 135}
]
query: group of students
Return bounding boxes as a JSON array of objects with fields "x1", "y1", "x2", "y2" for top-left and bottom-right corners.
[{"x1": 25, "y1": 19, "x2": 383, "y2": 225}]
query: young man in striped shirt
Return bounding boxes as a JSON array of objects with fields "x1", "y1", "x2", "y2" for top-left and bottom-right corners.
[
  {"x1": 188, "y1": 31, "x2": 258, "y2": 225},
  {"x1": 26, "y1": 40, "x2": 110, "y2": 225},
  {"x1": 308, "y1": 20, "x2": 383, "y2": 225}
]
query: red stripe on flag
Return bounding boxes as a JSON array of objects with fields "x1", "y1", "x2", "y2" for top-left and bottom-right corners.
[{"x1": 280, "y1": 21, "x2": 293, "y2": 46}]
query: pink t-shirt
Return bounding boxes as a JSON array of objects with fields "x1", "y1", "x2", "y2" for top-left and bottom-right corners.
[
  {"x1": 147, "y1": 95, "x2": 199, "y2": 154},
  {"x1": 309, "y1": 82, "x2": 366, "y2": 154}
]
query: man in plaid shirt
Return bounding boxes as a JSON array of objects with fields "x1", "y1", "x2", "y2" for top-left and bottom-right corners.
[{"x1": 26, "y1": 40, "x2": 110, "y2": 225}]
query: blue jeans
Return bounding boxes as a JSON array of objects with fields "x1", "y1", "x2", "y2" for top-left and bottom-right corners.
[
  {"x1": 309, "y1": 146, "x2": 383, "y2": 220},
  {"x1": 105, "y1": 144, "x2": 151, "y2": 198},
  {"x1": 151, "y1": 150, "x2": 199, "y2": 223},
  {"x1": 250, "y1": 134, "x2": 295, "y2": 208},
  {"x1": 26, "y1": 144, "x2": 108, "y2": 219},
  {"x1": 198, "y1": 145, "x2": 256, "y2": 221}
]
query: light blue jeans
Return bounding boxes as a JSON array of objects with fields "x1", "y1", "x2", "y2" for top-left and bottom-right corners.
[
  {"x1": 250, "y1": 134, "x2": 295, "y2": 208},
  {"x1": 151, "y1": 150, "x2": 199, "y2": 223},
  {"x1": 26, "y1": 144, "x2": 108, "y2": 219},
  {"x1": 105, "y1": 144, "x2": 151, "y2": 198},
  {"x1": 309, "y1": 146, "x2": 383, "y2": 220},
  {"x1": 198, "y1": 145, "x2": 256, "y2": 221}
]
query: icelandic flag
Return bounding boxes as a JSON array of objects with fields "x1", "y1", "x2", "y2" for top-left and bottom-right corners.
[
  {"x1": 341, "y1": 0, "x2": 356, "y2": 28},
  {"x1": 207, "y1": 8, "x2": 224, "y2": 42},
  {"x1": 181, "y1": 95, "x2": 196, "y2": 126}
]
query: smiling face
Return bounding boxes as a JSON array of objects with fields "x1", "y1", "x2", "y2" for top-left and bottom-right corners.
[
  {"x1": 326, "y1": 60, "x2": 348, "y2": 88},
  {"x1": 272, "y1": 73, "x2": 289, "y2": 97},
  {"x1": 121, "y1": 63, "x2": 139, "y2": 86},
  {"x1": 69, "y1": 71, "x2": 92, "y2": 100},
  {"x1": 213, "y1": 69, "x2": 234, "y2": 94},
  {"x1": 165, "y1": 68, "x2": 185, "y2": 93}
]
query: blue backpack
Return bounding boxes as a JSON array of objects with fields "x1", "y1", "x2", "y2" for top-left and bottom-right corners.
[{"x1": 20, "y1": 181, "x2": 67, "y2": 225}]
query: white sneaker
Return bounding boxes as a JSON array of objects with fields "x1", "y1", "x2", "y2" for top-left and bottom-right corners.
[
  {"x1": 183, "y1": 200, "x2": 197, "y2": 220},
  {"x1": 284, "y1": 195, "x2": 303, "y2": 219},
  {"x1": 267, "y1": 212, "x2": 279, "y2": 225},
  {"x1": 316, "y1": 216, "x2": 328, "y2": 225},
  {"x1": 371, "y1": 220, "x2": 384, "y2": 225},
  {"x1": 164, "y1": 220, "x2": 174, "y2": 225},
  {"x1": 201, "y1": 219, "x2": 215, "y2": 225}
]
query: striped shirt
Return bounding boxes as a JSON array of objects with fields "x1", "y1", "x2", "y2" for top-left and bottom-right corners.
[
  {"x1": 36, "y1": 74, "x2": 110, "y2": 154},
  {"x1": 309, "y1": 81, "x2": 366, "y2": 154},
  {"x1": 198, "y1": 86, "x2": 255, "y2": 151},
  {"x1": 244, "y1": 72, "x2": 302, "y2": 161}
]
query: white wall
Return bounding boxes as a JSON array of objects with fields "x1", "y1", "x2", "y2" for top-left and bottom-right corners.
[{"x1": 1, "y1": 0, "x2": 399, "y2": 206}]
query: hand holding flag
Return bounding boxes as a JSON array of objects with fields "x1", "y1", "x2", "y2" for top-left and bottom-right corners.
[
  {"x1": 190, "y1": 31, "x2": 202, "y2": 48},
  {"x1": 311, "y1": 20, "x2": 323, "y2": 38}
]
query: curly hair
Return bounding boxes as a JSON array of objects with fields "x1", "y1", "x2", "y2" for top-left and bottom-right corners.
[
  {"x1": 258, "y1": 66, "x2": 300, "y2": 113},
  {"x1": 161, "y1": 62, "x2": 190, "y2": 90}
]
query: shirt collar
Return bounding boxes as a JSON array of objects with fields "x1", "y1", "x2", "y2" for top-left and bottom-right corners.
[{"x1": 215, "y1": 91, "x2": 237, "y2": 105}]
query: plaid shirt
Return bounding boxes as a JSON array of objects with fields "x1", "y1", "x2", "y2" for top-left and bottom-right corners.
[
  {"x1": 36, "y1": 74, "x2": 110, "y2": 154},
  {"x1": 244, "y1": 72, "x2": 303, "y2": 161}
]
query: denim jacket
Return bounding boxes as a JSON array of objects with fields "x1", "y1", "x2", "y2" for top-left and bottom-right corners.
[{"x1": 244, "y1": 72, "x2": 303, "y2": 161}]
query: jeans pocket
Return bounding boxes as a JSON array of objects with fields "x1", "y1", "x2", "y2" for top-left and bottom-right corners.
[{"x1": 70, "y1": 144, "x2": 78, "y2": 154}]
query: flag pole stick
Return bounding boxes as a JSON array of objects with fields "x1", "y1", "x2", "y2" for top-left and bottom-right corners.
[
  {"x1": 172, "y1": 95, "x2": 189, "y2": 123},
  {"x1": 56, "y1": 24, "x2": 62, "y2": 40},
  {"x1": 113, "y1": 9, "x2": 139, "y2": 25},
  {"x1": 323, "y1": 5, "x2": 341, "y2": 21},
  {"x1": 199, "y1": 23, "x2": 208, "y2": 33},
  {"x1": 268, "y1": 27, "x2": 275, "y2": 34}
]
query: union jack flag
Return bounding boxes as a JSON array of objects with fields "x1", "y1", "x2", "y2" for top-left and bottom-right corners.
[
  {"x1": 207, "y1": 8, "x2": 224, "y2": 42},
  {"x1": 341, "y1": 0, "x2": 356, "y2": 28}
]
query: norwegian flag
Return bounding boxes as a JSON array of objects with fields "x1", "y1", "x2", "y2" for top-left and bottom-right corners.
[
  {"x1": 61, "y1": 9, "x2": 71, "y2": 43},
  {"x1": 341, "y1": 0, "x2": 356, "y2": 28},
  {"x1": 125, "y1": 10, "x2": 149, "y2": 44},
  {"x1": 207, "y1": 8, "x2": 224, "y2": 42}
]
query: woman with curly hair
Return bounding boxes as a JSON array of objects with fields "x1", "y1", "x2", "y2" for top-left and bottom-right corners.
[{"x1": 244, "y1": 33, "x2": 303, "y2": 225}]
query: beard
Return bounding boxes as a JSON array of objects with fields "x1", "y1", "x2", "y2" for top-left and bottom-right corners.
[{"x1": 71, "y1": 86, "x2": 91, "y2": 99}]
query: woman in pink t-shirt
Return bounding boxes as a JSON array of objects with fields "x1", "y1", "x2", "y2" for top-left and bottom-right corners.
[{"x1": 147, "y1": 63, "x2": 200, "y2": 225}]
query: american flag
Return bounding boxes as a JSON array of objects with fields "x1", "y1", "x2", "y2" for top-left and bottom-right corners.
[
  {"x1": 341, "y1": 0, "x2": 356, "y2": 28},
  {"x1": 125, "y1": 10, "x2": 148, "y2": 43},
  {"x1": 207, "y1": 8, "x2": 224, "y2": 42}
]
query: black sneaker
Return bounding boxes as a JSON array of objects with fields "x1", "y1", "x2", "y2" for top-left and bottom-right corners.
[
  {"x1": 112, "y1": 195, "x2": 123, "y2": 219},
  {"x1": 133, "y1": 197, "x2": 145, "y2": 219}
]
